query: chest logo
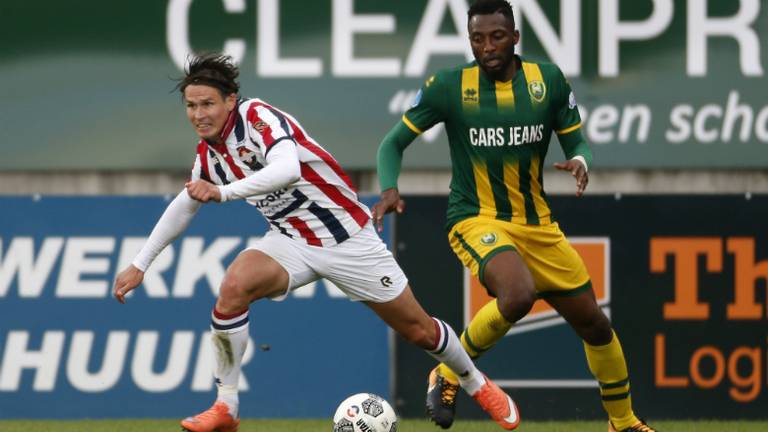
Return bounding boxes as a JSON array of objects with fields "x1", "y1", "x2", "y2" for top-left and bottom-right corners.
[
  {"x1": 252, "y1": 121, "x2": 269, "y2": 134},
  {"x1": 528, "y1": 80, "x2": 547, "y2": 103},
  {"x1": 237, "y1": 146, "x2": 264, "y2": 171},
  {"x1": 480, "y1": 232, "x2": 498, "y2": 246}
]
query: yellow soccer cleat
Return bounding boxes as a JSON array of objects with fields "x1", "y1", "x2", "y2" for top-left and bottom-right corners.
[
  {"x1": 426, "y1": 367, "x2": 460, "y2": 429},
  {"x1": 609, "y1": 419, "x2": 658, "y2": 432},
  {"x1": 180, "y1": 401, "x2": 239, "y2": 432}
]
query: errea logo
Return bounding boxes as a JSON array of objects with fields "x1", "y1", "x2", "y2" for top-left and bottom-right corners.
[{"x1": 463, "y1": 88, "x2": 478, "y2": 103}]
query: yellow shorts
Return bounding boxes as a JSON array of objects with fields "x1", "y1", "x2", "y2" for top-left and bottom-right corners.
[{"x1": 448, "y1": 216, "x2": 591, "y2": 297}]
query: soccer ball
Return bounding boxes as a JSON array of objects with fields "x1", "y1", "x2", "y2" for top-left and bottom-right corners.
[{"x1": 332, "y1": 393, "x2": 397, "y2": 432}]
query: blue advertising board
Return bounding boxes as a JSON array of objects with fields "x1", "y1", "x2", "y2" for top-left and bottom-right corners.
[{"x1": 0, "y1": 195, "x2": 391, "y2": 419}]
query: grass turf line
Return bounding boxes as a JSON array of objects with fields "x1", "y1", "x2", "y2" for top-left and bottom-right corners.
[{"x1": 0, "y1": 419, "x2": 767, "y2": 431}]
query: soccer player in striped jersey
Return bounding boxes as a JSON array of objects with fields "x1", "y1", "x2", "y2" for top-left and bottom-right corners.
[
  {"x1": 112, "y1": 53, "x2": 520, "y2": 432},
  {"x1": 373, "y1": 1, "x2": 656, "y2": 431}
]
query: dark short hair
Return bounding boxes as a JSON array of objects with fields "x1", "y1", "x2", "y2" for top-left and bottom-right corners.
[
  {"x1": 176, "y1": 53, "x2": 240, "y2": 97},
  {"x1": 468, "y1": 0, "x2": 516, "y2": 28}
]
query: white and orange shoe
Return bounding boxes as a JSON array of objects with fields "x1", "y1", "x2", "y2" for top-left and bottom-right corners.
[
  {"x1": 471, "y1": 375, "x2": 521, "y2": 430},
  {"x1": 180, "y1": 401, "x2": 239, "y2": 432}
]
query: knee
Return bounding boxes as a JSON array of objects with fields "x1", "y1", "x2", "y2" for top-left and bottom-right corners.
[
  {"x1": 219, "y1": 274, "x2": 248, "y2": 300},
  {"x1": 484, "y1": 265, "x2": 536, "y2": 323},
  {"x1": 494, "y1": 280, "x2": 536, "y2": 323},
  {"x1": 218, "y1": 272, "x2": 269, "y2": 313}
]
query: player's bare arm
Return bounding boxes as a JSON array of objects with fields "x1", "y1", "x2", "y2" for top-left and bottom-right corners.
[
  {"x1": 372, "y1": 188, "x2": 405, "y2": 232},
  {"x1": 553, "y1": 159, "x2": 589, "y2": 197},
  {"x1": 186, "y1": 179, "x2": 222, "y2": 202},
  {"x1": 113, "y1": 265, "x2": 144, "y2": 304}
]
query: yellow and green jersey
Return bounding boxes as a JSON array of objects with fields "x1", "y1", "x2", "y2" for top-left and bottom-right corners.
[{"x1": 395, "y1": 56, "x2": 590, "y2": 229}]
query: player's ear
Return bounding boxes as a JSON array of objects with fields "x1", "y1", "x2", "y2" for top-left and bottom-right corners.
[{"x1": 225, "y1": 93, "x2": 237, "y2": 111}]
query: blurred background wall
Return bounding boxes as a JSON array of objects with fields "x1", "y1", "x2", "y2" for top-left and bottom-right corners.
[{"x1": 2, "y1": 0, "x2": 767, "y2": 195}]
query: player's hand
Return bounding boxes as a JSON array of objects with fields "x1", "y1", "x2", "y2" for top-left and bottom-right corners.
[
  {"x1": 371, "y1": 188, "x2": 405, "y2": 233},
  {"x1": 185, "y1": 179, "x2": 222, "y2": 203},
  {"x1": 553, "y1": 159, "x2": 589, "y2": 197},
  {"x1": 113, "y1": 265, "x2": 144, "y2": 304}
]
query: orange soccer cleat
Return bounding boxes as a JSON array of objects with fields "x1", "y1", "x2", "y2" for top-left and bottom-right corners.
[
  {"x1": 471, "y1": 375, "x2": 520, "y2": 430},
  {"x1": 180, "y1": 401, "x2": 239, "y2": 432}
]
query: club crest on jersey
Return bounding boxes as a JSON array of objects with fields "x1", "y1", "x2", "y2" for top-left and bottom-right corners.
[
  {"x1": 480, "y1": 232, "x2": 498, "y2": 246},
  {"x1": 237, "y1": 146, "x2": 264, "y2": 171},
  {"x1": 528, "y1": 80, "x2": 547, "y2": 103},
  {"x1": 252, "y1": 121, "x2": 268, "y2": 133}
]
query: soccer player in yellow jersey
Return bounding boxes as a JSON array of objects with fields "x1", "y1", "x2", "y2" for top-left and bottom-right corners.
[{"x1": 372, "y1": 1, "x2": 656, "y2": 431}]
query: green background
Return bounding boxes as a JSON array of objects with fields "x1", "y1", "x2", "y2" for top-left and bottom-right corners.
[{"x1": 2, "y1": 0, "x2": 766, "y2": 170}]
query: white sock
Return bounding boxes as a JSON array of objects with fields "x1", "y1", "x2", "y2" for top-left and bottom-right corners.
[
  {"x1": 427, "y1": 317, "x2": 486, "y2": 395},
  {"x1": 211, "y1": 307, "x2": 250, "y2": 418}
]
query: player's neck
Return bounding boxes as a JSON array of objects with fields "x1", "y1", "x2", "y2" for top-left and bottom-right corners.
[
  {"x1": 482, "y1": 55, "x2": 521, "y2": 83},
  {"x1": 504, "y1": 56, "x2": 520, "y2": 82},
  {"x1": 505, "y1": 55, "x2": 522, "y2": 82}
]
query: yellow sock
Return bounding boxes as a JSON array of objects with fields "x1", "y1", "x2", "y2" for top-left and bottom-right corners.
[
  {"x1": 437, "y1": 299, "x2": 513, "y2": 383},
  {"x1": 584, "y1": 330, "x2": 639, "y2": 430}
]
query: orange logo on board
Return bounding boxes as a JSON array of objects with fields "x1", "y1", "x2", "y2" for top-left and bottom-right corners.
[
  {"x1": 650, "y1": 236, "x2": 767, "y2": 403},
  {"x1": 464, "y1": 237, "x2": 610, "y2": 332}
]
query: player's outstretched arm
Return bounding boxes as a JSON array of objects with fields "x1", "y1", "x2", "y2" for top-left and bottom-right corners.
[
  {"x1": 114, "y1": 189, "x2": 202, "y2": 304},
  {"x1": 553, "y1": 158, "x2": 589, "y2": 197},
  {"x1": 373, "y1": 121, "x2": 417, "y2": 232},
  {"x1": 113, "y1": 265, "x2": 144, "y2": 304}
]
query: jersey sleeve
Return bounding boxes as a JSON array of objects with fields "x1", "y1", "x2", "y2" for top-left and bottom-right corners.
[
  {"x1": 551, "y1": 65, "x2": 582, "y2": 136},
  {"x1": 549, "y1": 65, "x2": 593, "y2": 168},
  {"x1": 192, "y1": 142, "x2": 214, "y2": 182},
  {"x1": 401, "y1": 73, "x2": 448, "y2": 134},
  {"x1": 132, "y1": 189, "x2": 202, "y2": 272},
  {"x1": 190, "y1": 154, "x2": 202, "y2": 182},
  {"x1": 244, "y1": 101, "x2": 297, "y2": 156}
]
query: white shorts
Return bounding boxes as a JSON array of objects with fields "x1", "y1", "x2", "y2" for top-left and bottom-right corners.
[{"x1": 247, "y1": 222, "x2": 408, "y2": 303}]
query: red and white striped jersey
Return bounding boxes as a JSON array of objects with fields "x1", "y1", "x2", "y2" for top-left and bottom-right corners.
[{"x1": 190, "y1": 98, "x2": 371, "y2": 247}]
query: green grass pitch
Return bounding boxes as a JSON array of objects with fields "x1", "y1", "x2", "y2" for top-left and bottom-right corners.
[{"x1": 0, "y1": 419, "x2": 766, "y2": 431}]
